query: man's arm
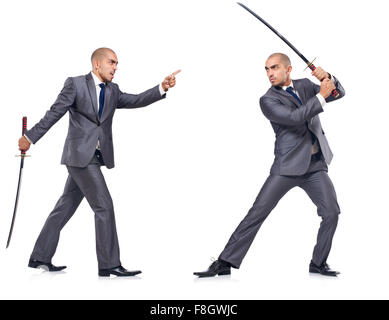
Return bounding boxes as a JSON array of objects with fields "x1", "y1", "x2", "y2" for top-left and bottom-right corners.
[
  {"x1": 260, "y1": 79, "x2": 335, "y2": 126},
  {"x1": 117, "y1": 84, "x2": 166, "y2": 109},
  {"x1": 19, "y1": 77, "x2": 76, "y2": 151},
  {"x1": 117, "y1": 70, "x2": 180, "y2": 109},
  {"x1": 260, "y1": 95, "x2": 324, "y2": 126}
]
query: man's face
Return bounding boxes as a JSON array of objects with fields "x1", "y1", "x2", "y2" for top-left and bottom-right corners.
[
  {"x1": 265, "y1": 56, "x2": 291, "y2": 87},
  {"x1": 96, "y1": 51, "x2": 118, "y2": 82}
]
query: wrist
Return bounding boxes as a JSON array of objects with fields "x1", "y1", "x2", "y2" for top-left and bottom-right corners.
[
  {"x1": 316, "y1": 93, "x2": 327, "y2": 106},
  {"x1": 24, "y1": 134, "x2": 32, "y2": 144}
]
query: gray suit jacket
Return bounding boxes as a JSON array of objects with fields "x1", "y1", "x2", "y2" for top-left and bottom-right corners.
[
  {"x1": 26, "y1": 72, "x2": 165, "y2": 169},
  {"x1": 260, "y1": 76, "x2": 345, "y2": 176}
]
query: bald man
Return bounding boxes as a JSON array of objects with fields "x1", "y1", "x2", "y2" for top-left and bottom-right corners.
[
  {"x1": 19, "y1": 47, "x2": 180, "y2": 277},
  {"x1": 194, "y1": 53, "x2": 345, "y2": 277}
]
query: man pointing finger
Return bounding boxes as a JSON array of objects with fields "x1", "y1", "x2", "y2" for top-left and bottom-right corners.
[{"x1": 23, "y1": 47, "x2": 180, "y2": 277}]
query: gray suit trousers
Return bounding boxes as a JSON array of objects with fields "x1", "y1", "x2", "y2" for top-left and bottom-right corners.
[
  {"x1": 219, "y1": 160, "x2": 340, "y2": 268},
  {"x1": 30, "y1": 154, "x2": 121, "y2": 269}
]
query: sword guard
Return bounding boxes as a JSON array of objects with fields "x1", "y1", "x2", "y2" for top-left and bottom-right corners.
[
  {"x1": 304, "y1": 57, "x2": 317, "y2": 71},
  {"x1": 15, "y1": 154, "x2": 31, "y2": 158}
]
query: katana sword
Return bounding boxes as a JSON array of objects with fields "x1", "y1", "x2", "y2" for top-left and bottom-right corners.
[
  {"x1": 6, "y1": 117, "x2": 28, "y2": 248},
  {"x1": 237, "y1": 2, "x2": 339, "y2": 98}
]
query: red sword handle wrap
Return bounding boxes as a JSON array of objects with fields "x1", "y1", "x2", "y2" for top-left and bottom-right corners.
[
  {"x1": 308, "y1": 64, "x2": 339, "y2": 98},
  {"x1": 22, "y1": 117, "x2": 27, "y2": 156}
]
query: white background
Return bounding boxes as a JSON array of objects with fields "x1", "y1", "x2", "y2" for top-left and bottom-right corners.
[{"x1": 0, "y1": 0, "x2": 387, "y2": 300}]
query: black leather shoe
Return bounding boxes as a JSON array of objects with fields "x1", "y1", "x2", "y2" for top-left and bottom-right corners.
[
  {"x1": 194, "y1": 260, "x2": 231, "y2": 278},
  {"x1": 98, "y1": 265, "x2": 142, "y2": 277},
  {"x1": 28, "y1": 259, "x2": 67, "y2": 272},
  {"x1": 309, "y1": 261, "x2": 340, "y2": 277}
]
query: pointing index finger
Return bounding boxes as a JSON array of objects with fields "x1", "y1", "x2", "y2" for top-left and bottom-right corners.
[{"x1": 172, "y1": 69, "x2": 181, "y2": 76}]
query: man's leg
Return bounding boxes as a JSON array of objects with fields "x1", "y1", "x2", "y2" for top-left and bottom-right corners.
[
  {"x1": 299, "y1": 171, "x2": 340, "y2": 266},
  {"x1": 66, "y1": 163, "x2": 121, "y2": 270},
  {"x1": 30, "y1": 174, "x2": 84, "y2": 263},
  {"x1": 219, "y1": 174, "x2": 298, "y2": 268}
]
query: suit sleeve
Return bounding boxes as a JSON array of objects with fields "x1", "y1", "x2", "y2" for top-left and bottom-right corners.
[
  {"x1": 117, "y1": 84, "x2": 166, "y2": 109},
  {"x1": 25, "y1": 77, "x2": 76, "y2": 144},
  {"x1": 260, "y1": 95, "x2": 324, "y2": 126},
  {"x1": 311, "y1": 75, "x2": 346, "y2": 103}
]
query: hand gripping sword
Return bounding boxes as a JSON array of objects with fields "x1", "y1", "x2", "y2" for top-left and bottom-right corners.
[
  {"x1": 237, "y1": 2, "x2": 339, "y2": 98},
  {"x1": 6, "y1": 117, "x2": 29, "y2": 248}
]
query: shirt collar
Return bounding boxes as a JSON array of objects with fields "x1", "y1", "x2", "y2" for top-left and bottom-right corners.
[
  {"x1": 91, "y1": 71, "x2": 105, "y2": 87},
  {"x1": 282, "y1": 80, "x2": 295, "y2": 91}
]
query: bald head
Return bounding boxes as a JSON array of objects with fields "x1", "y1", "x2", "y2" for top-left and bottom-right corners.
[
  {"x1": 91, "y1": 47, "x2": 118, "y2": 83},
  {"x1": 267, "y1": 53, "x2": 291, "y2": 68},
  {"x1": 91, "y1": 47, "x2": 116, "y2": 66}
]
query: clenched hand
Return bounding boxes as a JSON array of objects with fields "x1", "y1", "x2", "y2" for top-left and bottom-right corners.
[
  {"x1": 162, "y1": 69, "x2": 181, "y2": 92},
  {"x1": 18, "y1": 136, "x2": 30, "y2": 152}
]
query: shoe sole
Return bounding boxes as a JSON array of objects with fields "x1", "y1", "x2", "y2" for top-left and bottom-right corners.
[
  {"x1": 309, "y1": 270, "x2": 339, "y2": 277},
  {"x1": 194, "y1": 270, "x2": 231, "y2": 278},
  {"x1": 99, "y1": 270, "x2": 142, "y2": 277},
  {"x1": 28, "y1": 261, "x2": 66, "y2": 272}
]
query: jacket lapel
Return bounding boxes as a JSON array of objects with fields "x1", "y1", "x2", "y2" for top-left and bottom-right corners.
[
  {"x1": 293, "y1": 79, "x2": 306, "y2": 104},
  {"x1": 86, "y1": 72, "x2": 99, "y2": 120},
  {"x1": 271, "y1": 85, "x2": 300, "y2": 108}
]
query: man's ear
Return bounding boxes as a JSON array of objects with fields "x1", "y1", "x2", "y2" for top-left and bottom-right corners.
[
  {"x1": 93, "y1": 59, "x2": 99, "y2": 70},
  {"x1": 287, "y1": 65, "x2": 292, "y2": 75}
]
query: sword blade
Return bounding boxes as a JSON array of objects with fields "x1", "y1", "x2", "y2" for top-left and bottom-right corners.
[
  {"x1": 6, "y1": 158, "x2": 24, "y2": 248},
  {"x1": 237, "y1": 2, "x2": 310, "y2": 65},
  {"x1": 6, "y1": 116, "x2": 28, "y2": 248},
  {"x1": 237, "y1": 3, "x2": 340, "y2": 98}
]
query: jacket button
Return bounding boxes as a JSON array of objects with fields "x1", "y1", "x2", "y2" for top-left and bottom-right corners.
[{"x1": 97, "y1": 122, "x2": 101, "y2": 126}]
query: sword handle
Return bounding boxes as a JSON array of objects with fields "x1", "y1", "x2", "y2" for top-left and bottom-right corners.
[
  {"x1": 308, "y1": 64, "x2": 340, "y2": 98},
  {"x1": 21, "y1": 117, "x2": 27, "y2": 156}
]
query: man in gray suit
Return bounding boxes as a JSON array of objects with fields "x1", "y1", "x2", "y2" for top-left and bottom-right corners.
[
  {"x1": 194, "y1": 53, "x2": 345, "y2": 277},
  {"x1": 18, "y1": 47, "x2": 180, "y2": 277}
]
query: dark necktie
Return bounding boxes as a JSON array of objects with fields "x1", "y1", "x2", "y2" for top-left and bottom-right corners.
[
  {"x1": 98, "y1": 83, "x2": 105, "y2": 118},
  {"x1": 285, "y1": 86, "x2": 302, "y2": 105},
  {"x1": 286, "y1": 86, "x2": 317, "y2": 145}
]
